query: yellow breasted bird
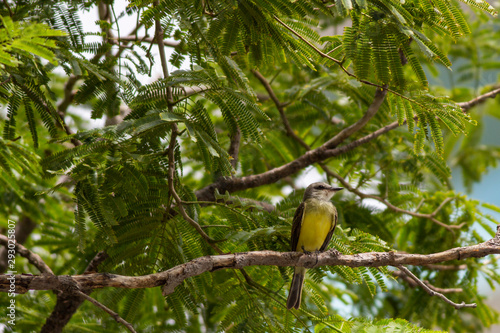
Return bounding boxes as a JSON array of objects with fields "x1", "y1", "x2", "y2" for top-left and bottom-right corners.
[{"x1": 286, "y1": 182, "x2": 343, "y2": 310}]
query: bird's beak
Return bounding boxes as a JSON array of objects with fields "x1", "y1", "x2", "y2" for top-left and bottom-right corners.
[{"x1": 330, "y1": 187, "x2": 343, "y2": 191}]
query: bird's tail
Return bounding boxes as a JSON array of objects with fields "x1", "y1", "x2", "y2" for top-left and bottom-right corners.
[{"x1": 287, "y1": 267, "x2": 306, "y2": 310}]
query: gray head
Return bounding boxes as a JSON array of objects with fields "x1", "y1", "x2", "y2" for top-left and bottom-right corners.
[{"x1": 303, "y1": 182, "x2": 343, "y2": 201}]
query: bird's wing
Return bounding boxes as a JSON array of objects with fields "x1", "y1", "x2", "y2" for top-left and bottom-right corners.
[
  {"x1": 319, "y1": 205, "x2": 337, "y2": 252},
  {"x1": 290, "y1": 201, "x2": 306, "y2": 251}
]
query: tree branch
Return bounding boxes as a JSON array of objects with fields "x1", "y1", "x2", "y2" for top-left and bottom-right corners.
[
  {"x1": 251, "y1": 69, "x2": 312, "y2": 150},
  {"x1": 110, "y1": 35, "x2": 180, "y2": 47},
  {"x1": 166, "y1": 125, "x2": 223, "y2": 254},
  {"x1": 172, "y1": 86, "x2": 211, "y2": 106},
  {"x1": 197, "y1": 86, "x2": 492, "y2": 203},
  {"x1": 2, "y1": 0, "x2": 13, "y2": 17},
  {"x1": 154, "y1": 5, "x2": 223, "y2": 254},
  {"x1": 323, "y1": 86, "x2": 388, "y2": 149},
  {"x1": 3, "y1": 226, "x2": 499, "y2": 298},
  {"x1": 228, "y1": 127, "x2": 241, "y2": 170},
  {"x1": 196, "y1": 87, "x2": 388, "y2": 201},
  {"x1": 396, "y1": 265, "x2": 475, "y2": 309},
  {"x1": 0, "y1": 234, "x2": 53, "y2": 275},
  {"x1": 41, "y1": 251, "x2": 109, "y2": 333},
  {"x1": 392, "y1": 270, "x2": 463, "y2": 293},
  {"x1": 75, "y1": 290, "x2": 137, "y2": 333},
  {"x1": 272, "y1": 16, "x2": 341, "y2": 65},
  {"x1": 457, "y1": 86, "x2": 500, "y2": 111},
  {"x1": 0, "y1": 216, "x2": 37, "y2": 273},
  {"x1": 324, "y1": 169, "x2": 463, "y2": 230}
]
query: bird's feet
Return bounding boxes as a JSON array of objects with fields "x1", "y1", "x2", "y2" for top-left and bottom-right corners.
[
  {"x1": 328, "y1": 248, "x2": 342, "y2": 257},
  {"x1": 301, "y1": 246, "x2": 322, "y2": 255},
  {"x1": 301, "y1": 246, "x2": 311, "y2": 254}
]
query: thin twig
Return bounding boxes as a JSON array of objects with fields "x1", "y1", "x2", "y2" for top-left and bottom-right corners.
[
  {"x1": 172, "y1": 87, "x2": 211, "y2": 106},
  {"x1": 154, "y1": 5, "x2": 223, "y2": 254},
  {"x1": 273, "y1": 16, "x2": 341, "y2": 65},
  {"x1": 392, "y1": 270, "x2": 463, "y2": 293},
  {"x1": 166, "y1": 126, "x2": 223, "y2": 253},
  {"x1": 154, "y1": 8, "x2": 172, "y2": 88},
  {"x1": 273, "y1": 16, "x2": 412, "y2": 102},
  {"x1": 431, "y1": 197, "x2": 454, "y2": 217},
  {"x1": 110, "y1": 35, "x2": 180, "y2": 47},
  {"x1": 423, "y1": 281, "x2": 463, "y2": 294},
  {"x1": 200, "y1": 225, "x2": 234, "y2": 229},
  {"x1": 325, "y1": 169, "x2": 463, "y2": 231},
  {"x1": 396, "y1": 265, "x2": 476, "y2": 309},
  {"x1": 2, "y1": 0, "x2": 13, "y2": 17},
  {"x1": 414, "y1": 198, "x2": 425, "y2": 213},
  {"x1": 457, "y1": 86, "x2": 500, "y2": 111},
  {"x1": 75, "y1": 290, "x2": 137, "y2": 333},
  {"x1": 251, "y1": 69, "x2": 309, "y2": 148}
]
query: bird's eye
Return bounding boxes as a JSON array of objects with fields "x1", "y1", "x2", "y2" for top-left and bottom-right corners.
[{"x1": 316, "y1": 185, "x2": 325, "y2": 189}]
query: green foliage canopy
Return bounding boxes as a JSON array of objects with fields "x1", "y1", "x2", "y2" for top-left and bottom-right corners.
[{"x1": 1, "y1": 0, "x2": 500, "y2": 332}]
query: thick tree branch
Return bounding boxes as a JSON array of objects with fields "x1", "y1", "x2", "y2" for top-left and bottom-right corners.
[
  {"x1": 228, "y1": 127, "x2": 241, "y2": 170},
  {"x1": 2, "y1": 226, "x2": 499, "y2": 297},
  {"x1": 41, "y1": 251, "x2": 108, "y2": 333},
  {"x1": 0, "y1": 216, "x2": 36, "y2": 273},
  {"x1": 423, "y1": 263, "x2": 468, "y2": 270},
  {"x1": 422, "y1": 254, "x2": 500, "y2": 271},
  {"x1": 196, "y1": 82, "x2": 491, "y2": 203},
  {"x1": 0, "y1": 228, "x2": 112, "y2": 332},
  {"x1": 0, "y1": 234, "x2": 53, "y2": 275},
  {"x1": 196, "y1": 87, "x2": 388, "y2": 201}
]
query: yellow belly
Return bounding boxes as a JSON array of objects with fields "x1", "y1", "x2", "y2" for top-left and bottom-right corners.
[{"x1": 296, "y1": 210, "x2": 333, "y2": 252}]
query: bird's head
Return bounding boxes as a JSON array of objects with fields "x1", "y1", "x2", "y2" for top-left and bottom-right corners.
[{"x1": 303, "y1": 182, "x2": 343, "y2": 201}]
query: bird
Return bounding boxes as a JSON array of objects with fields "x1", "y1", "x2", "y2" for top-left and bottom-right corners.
[{"x1": 286, "y1": 182, "x2": 343, "y2": 310}]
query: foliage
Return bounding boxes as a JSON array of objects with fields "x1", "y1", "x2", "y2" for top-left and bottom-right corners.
[{"x1": 1, "y1": 0, "x2": 500, "y2": 332}]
